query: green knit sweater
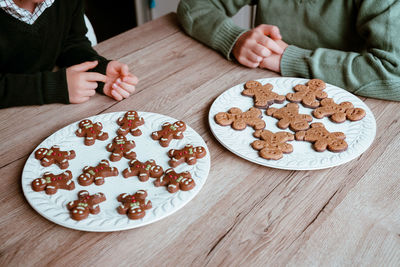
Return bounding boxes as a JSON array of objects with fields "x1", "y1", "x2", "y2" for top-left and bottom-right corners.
[
  {"x1": 178, "y1": 0, "x2": 400, "y2": 101},
  {"x1": 0, "y1": 0, "x2": 109, "y2": 108}
]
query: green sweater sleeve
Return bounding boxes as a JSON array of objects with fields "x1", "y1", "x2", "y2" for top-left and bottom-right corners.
[
  {"x1": 281, "y1": 0, "x2": 400, "y2": 101},
  {"x1": 177, "y1": 0, "x2": 251, "y2": 59}
]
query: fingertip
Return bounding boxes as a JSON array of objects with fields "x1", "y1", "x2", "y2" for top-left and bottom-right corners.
[{"x1": 111, "y1": 90, "x2": 123, "y2": 101}]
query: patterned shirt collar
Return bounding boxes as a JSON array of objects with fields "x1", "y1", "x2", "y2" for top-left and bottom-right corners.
[{"x1": 0, "y1": 0, "x2": 55, "y2": 25}]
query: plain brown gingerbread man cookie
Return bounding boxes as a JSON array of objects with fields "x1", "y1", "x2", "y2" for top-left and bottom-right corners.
[
  {"x1": 215, "y1": 107, "x2": 266, "y2": 130},
  {"x1": 251, "y1": 130, "x2": 295, "y2": 160},
  {"x1": 286, "y1": 79, "x2": 328, "y2": 108},
  {"x1": 78, "y1": 159, "x2": 119, "y2": 186},
  {"x1": 122, "y1": 159, "x2": 164, "y2": 182},
  {"x1": 117, "y1": 190, "x2": 152, "y2": 220},
  {"x1": 154, "y1": 168, "x2": 195, "y2": 193},
  {"x1": 167, "y1": 144, "x2": 207, "y2": 167},
  {"x1": 151, "y1": 121, "x2": 186, "y2": 147},
  {"x1": 106, "y1": 135, "x2": 136, "y2": 162},
  {"x1": 67, "y1": 190, "x2": 106, "y2": 221},
  {"x1": 295, "y1": 122, "x2": 348, "y2": 152},
  {"x1": 116, "y1": 110, "x2": 145, "y2": 136},
  {"x1": 312, "y1": 98, "x2": 366, "y2": 123},
  {"x1": 242, "y1": 80, "x2": 285, "y2": 109},
  {"x1": 31, "y1": 170, "x2": 75, "y2": 195},
  {"x1": 34, "y1": 145, "x2": 76, "y2": 169},
  {"x1": 75, "y1": 119, "x2": 108, "y2": 146},
  {"x1": 266, "y1": 103, "x2": 313, "y2": 132}
]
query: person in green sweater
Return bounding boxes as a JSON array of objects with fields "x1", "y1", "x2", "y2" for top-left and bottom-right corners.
[
  {"x1": 177, "y1": 0, "x2": 400, "y2": 101},
  {"x1": 0, "y1": 0, "x2": 138, "y2": 108}
]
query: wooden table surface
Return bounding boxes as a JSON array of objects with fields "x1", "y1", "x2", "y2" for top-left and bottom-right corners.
[{"x1": 1, "y1": 13, "x2": 400, "y2": 266}]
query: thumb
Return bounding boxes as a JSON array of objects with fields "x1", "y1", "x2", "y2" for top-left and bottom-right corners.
[
  {"x1": 121, "y1": 64, "x2": 129, "y2": 77},
  {"x1": 256, "y1": 24, "x2": 282, "y2": 40},
  {"x1": 70, "y1": 61, "x2": 98, "y2": 72}
]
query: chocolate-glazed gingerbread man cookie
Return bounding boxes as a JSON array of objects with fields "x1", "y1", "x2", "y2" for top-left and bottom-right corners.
[
  {"x1": 122, "y1": 159, "x2": 164, "y2": 182},
  {"x1": 242, "y1": 80, "x2": 285, "y2": 109},
  {"x1": 215, "y1": 107, "x2": 266, "y2": 130},
  {"x1": 151, "y1": 121, "x2": 186, "y2": 147},
  {"x1": 31, "y1": 170, "x2": 75, "y2": 195},
  {"x1": 117, "y1": 190, "x2": 152, "y2": 220},
  {"x1": 154, "y1": 168, "x2": 195, "y2": 193},
  {"x1": 75, "y1": 119, "x2": 109, "y2": 146},
  {"x1": 266, "y1": 103, "x2": 313, "y2": 132},
  {"x1": 35, "y1": 145, "x2": 76, "y2": 169},
  {"x1": 286, "y1": 79, "x2": 328, "y2": 108},
  {"x1": 252, "y1": 130, "x2": 295, "y2": 160},
  {"x1": 312, "y1": 98, "x2": 366, "y2": 123},
  {"x1": 117, "y1": 110, "x2": 145, "y2": 136},
  {"x1": 295, "y1": 122, "x2": 348, "y2": 152},
  {"x1": 78, "y1": 159, "x2": 119, "y2": 186},
  {"x1": 167, "y1": 144, "x2": 207, "y2": 167},
  {"x1": 106, "y1": 135, "x2": 136, "y2": 162},
  {"x1": 67, "y1": 190, "x2": 106, "y2": 221}
]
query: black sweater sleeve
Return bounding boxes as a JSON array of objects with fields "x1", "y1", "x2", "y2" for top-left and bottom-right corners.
[
  {"x1": 55, "y1": 0, "x2": 110, "y2": 94},
  {"x1": 0, "y1": 69, "x2": 69, "y2": 108}
]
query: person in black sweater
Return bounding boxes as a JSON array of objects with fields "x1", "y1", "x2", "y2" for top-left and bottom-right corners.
[{"x1": 0, "y1": 0, "x2": 138, "y2": 108}]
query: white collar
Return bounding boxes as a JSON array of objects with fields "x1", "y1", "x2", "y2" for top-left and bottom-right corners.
[{"x1": 0, "y1": 0, "x2": 55, "y2": 25}]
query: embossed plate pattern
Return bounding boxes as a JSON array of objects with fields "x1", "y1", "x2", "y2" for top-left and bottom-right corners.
[
  {"x1": 22, "y1": 112, "x2": 210, "y2": 232},
  {"x1": 208, "y1": 77, "x2": 376, "y2": 170}
]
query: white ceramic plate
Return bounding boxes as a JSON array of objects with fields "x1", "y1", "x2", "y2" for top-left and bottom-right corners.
[
  {"x1": 22, "y1": 112, "x2": 210, "y2": 232},
  {"x1": 209, "y1": 77, "x2": 376, "y2": 170}
]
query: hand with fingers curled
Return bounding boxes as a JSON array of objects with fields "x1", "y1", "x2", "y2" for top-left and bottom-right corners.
[
  {"x1": 103, "y1": 61, "x2": 139, "y2": 101},
  {"x1": 232, "y1": 24, "x2": 288, "y2": 73}
]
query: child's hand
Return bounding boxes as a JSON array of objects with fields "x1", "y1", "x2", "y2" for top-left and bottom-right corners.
[
  {"x1": 259, "y1": 39, "x2": 289, "y2": 73},
  {"x1": 66, "y1": 61, "x2": 107, "y2": 104},
  {"x1": 232, "y1": 24, "x2": 284, "y2": 68},
  {"x1": 103, "y1": 61, "x2": 139, "y2": 101}
]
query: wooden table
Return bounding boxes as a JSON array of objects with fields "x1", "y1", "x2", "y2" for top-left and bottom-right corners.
[{"x1": 1, "y1": 13, "x2": 399, "y2": 266}]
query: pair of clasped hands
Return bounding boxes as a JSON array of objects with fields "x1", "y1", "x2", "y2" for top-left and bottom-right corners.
[
  {"x1": 232, "y1": 24, "x2": 288, "y2": 72},
  {"x1": 66, "y1": 60, "x2": 139, "y2": 104}
]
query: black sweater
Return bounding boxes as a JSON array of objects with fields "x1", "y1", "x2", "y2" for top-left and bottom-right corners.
[{"x1": 0, "y1": 0, "x2": 109, "y2": 108}]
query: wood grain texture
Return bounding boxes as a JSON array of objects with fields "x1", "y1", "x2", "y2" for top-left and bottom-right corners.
[{"x1": 1, "y1": 13, "x2": 399, "y2": 267}]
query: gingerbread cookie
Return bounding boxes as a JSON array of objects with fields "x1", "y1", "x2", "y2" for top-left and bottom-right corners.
[
  {"x1": 266, "y1": 103, "x2": 313, "y2": 132},
  {"x1": 312, "y1": 98, "x2": 366, "y2": 123},
  {"x1": 242, "y1": 80, "x2": 285, "y2": 108},
  {"x1": 154, "y1": 168, "x2": 195, "y2": 193},
  {"x1": 117, "y1": 190, "x2": 152, "y2": 220},
  {"x1": 75, "y1": 119, "x2": 109, "y2": 146},
  {"x1": 117, "y1": 110, "x2": 145, "y2": 136},
  {"x1": 78, "y1": 159, "x2": 119, "y2": 186},
  {"x1": 286, "y1": 79, "x2": 328, "y2": 108},
  {"x1": 31, "y1": 170, "x2": 74, "y2": 195},
  {"x1": 215, "y1": 107, "x2": 266, "y2": 130},
  {"x1": 295, "y1": 122, "x2": 348, "y2": 152},
  {"x1": 106, "y1": 135, "x2": 136, "y2": 162},
  {"x1": 122, "y1": 159, "x2": 164, "y2": 182},
  {"x1": 151, "y1": 121, "x2": 186, "y2": 147},
  {"x1": 67, "y1": 190, "x2": 106, "y2": 221},
  {"x1": 251, "y1": 130, "x2": 295, "y2": 160},
  {"x1": 167, "y1": 144, "x2": 207, "y2": 167},
  {"x1": 35, "y1": 145, "x2": 75, "y2": 169}
]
